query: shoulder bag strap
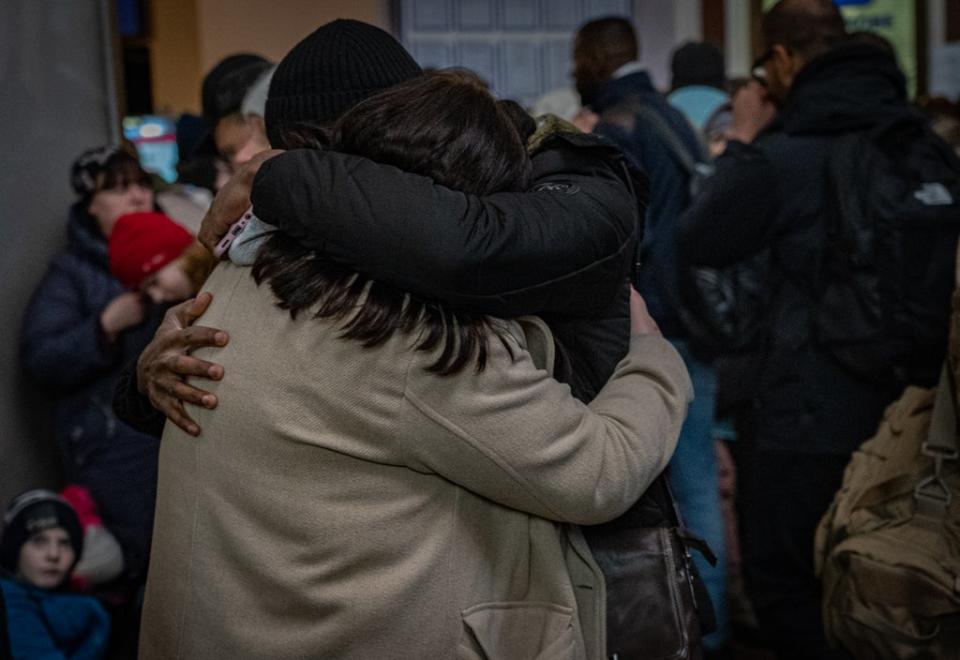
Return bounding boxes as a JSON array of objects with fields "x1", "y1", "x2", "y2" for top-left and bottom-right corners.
[
  {"x1": 603, "y1": 96, "x2": 705, "y2": 176},
  {"x1": 631, "y1": 103, "x2": 702, "y2": 175},
  {"x1": 852, "y1": 364, "x2": 959, "y2": 517},
  {"x1": 914, "y1": 363, "x2": 960, "y2": 518}
]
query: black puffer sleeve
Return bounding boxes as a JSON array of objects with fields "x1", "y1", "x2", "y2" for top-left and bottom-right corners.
[
  {"x1": 250, "y1": 132, "x2": 646, "y2": 317},
  {"x1": 113, "y1": 358, "x2": 166, "y2": 438}
]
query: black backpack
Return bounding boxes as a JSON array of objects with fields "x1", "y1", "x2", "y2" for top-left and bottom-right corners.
[{"x1": 815, "y1": 116, "x2": 960, "y2": 386}]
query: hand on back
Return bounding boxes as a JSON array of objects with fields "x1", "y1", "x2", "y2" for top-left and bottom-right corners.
[
  {"x1": 136, "y1": 292, "x2": 228, "y2": 436},
  {"x1": 629, "y1": 286, "x2": 661, "y2": 337}
]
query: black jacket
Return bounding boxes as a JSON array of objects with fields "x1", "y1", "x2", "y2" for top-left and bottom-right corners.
[
  {"x1": 252, "y1": 130, "x2": 643, "y2": 320},
  {"x1": 253, "y1": 130, "x2": 646, "y2": 401},
  {"x1": 676, "y1": 43, "x2": 916, "y2": 455},
  {"x1": 115, "y1": 130, "x2": 645, "y2": 428}
]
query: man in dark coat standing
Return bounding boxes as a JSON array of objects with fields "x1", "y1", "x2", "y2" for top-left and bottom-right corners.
[{"x1": 677, "y1": 1, "x2": 932, "y2": 657}]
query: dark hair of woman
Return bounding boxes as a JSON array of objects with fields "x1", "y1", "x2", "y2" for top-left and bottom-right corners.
[
  {"x1": 93, "y1": 151, "x2": 153, "y2": 202},
  {"x1": 497, "y1": 98, "x2": 537, "y2": 144},
  {"x1": 78, "y1": 151, "x2": 153, "y2": 240},
  {"x1": 252, "y1": 70, "x2": 532, "y2": 375}
]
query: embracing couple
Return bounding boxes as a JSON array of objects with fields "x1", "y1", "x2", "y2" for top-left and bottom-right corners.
[{"x1": 118, "y1": 20, "x2": 694, "y2": 660}]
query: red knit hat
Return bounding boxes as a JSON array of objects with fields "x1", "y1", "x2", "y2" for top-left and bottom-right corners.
[{"x1": 109, "y1": 212, "x2": 194, "y2": 290}]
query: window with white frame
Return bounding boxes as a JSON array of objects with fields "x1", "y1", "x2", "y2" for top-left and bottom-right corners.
[{"x1": 396, "y1": 0, "x2": 635, "y2": 107}]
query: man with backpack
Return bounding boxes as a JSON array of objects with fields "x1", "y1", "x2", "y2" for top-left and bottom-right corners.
[
  {"x1": 574, "y1": 17, "x2": 730, "y2": 654},
  {"x1": 676, "y1": 1, "x2": 960, "y2": 658}
]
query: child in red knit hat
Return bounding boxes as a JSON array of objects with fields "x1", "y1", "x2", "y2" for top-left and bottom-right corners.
[{"x1": 108, "y1": 211, "x2": 213, "y2": 303}]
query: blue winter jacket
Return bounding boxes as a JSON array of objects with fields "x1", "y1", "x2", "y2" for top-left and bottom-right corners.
[
  {"x1": 593, "y1": 70, "x2": 704, "y2": 338},
  {"x1": 0, "y1": 578, "x2": 110, "y2": 660},
  {"x1": 20, "y1": 204, "x2": 164, "y2": 582}
]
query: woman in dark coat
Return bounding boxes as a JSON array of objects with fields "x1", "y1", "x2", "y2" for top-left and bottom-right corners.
[{"x1": 21, "y1": 146, "x2": 164, "y2": 587}]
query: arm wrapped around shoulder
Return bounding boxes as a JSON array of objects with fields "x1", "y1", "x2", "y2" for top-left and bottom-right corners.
[
  {"x1": 400, "y1": 330, "x2": 692, "y2": 525},
  {"x1": 250, "y1": 138, "x2": 641, "y2": 317}
]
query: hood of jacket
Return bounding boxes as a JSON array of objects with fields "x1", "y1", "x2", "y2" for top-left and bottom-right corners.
[
  {"x1": 778, "y1": 42, "x2": 913, "y2": 136},
  {"x1": 66, "y1": 202, "x2": 109, "y2": 268}
]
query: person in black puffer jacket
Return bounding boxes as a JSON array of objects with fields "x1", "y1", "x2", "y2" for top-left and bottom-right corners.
[
  {"x1": 676, "y1": 1, "x2": 951, "y2": 657},
  {"x1": 21, "y1": 146, "x2": 165, "y2": 590}
]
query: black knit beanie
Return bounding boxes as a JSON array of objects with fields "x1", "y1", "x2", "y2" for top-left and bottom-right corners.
[
  {"x1": 671, "y1": 41, "x2": 726, "y2": 90},
  {"x1": 265, "y1": 19, "x2": 422, "y2": 147},
  {"x1": 70, "y1": 145, "x2": 122, "y2": 200},
  {"x1": 0, "y1": 490, "x2": 83, "y2": 575}
]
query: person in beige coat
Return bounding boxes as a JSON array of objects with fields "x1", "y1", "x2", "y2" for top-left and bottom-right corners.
[{"x1": 141, "y1": 71, "x2": 692, "y2": 660}]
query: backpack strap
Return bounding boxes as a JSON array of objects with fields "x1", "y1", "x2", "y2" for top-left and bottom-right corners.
[
  {"x1": 849, "y1": 364, "x2": 959, "y2": 520},
  {"x1": 914, "y1": 363, "x2": 960, "y2": 518},
  {"x1": 924, "y1": 362, "x2": 960, "y2": 453},
  {"x1": 603, "y1": 95, "x2": 707, "y2": 176},
  {"x1": 633, "y1": 104, "x2": 701, "y2": 176}
]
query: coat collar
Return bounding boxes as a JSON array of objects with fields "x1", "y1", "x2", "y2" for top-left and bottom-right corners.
[
  {"x1": 66, "y1": 202, "x2": 109, "y2": 267},
  {"x1": 594, "y1": 70, "x2": 657, "y2": 113}
]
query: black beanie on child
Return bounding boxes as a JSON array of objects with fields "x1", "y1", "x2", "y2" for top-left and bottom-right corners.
[
  {"x1": 70, "y1": 145, "x2": 122, "y2": 200},
  {"x1": 671, "y1": 41, "x2": 726, "y2": 90},
  {"x1": 265, "y1": 19, "x2": 422, "y2": 147},
  {"x1": 0, "y1": 490, "x2": 83, "y2": 575}
]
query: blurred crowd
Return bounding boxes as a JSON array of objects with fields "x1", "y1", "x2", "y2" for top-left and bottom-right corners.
[{"x1": 3, "y1": 1, "x2": 959, "y2": 659}]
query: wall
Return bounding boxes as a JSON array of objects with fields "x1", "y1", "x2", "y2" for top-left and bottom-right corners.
[
  {"x1": 398, "y1": 0, "x2": 635, "y2": 108},
  {"x1": 636, "y1": 0, "x2": 706, "y2": 91},
  {"x1": 148, "y1": 0, "x2": 711, "y2": 113},
  {"x1": 150, "y1": 0, "x2": 203, "y2": 115},
  {"x1": 724, "y1": 0, "x2": 753, "y2": 78},
  {"x1": 196, "y1": 0, "x2": 391, "y2": 73},
  {"x1": 928, "y1": 0, "x2": 959, "y2": 100},
  {"x1": 0, "y1": 0, "x2": 119, "y2": 507},
  {"x1": 149, "y1": 0, "x2": 390, "y2": 115}
]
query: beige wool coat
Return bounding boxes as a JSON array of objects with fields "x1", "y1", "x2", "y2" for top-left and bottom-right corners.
[{"x1": 140, "y1": 262, "x2": 692, "y2": 660}]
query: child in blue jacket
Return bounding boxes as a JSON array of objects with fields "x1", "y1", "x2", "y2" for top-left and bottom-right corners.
[{"x1": 0, "y1": 490, "x2": 110, "y2": 659}]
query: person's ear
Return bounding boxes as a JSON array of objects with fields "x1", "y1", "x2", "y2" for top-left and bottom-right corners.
[{"x1": 769, "y1": 44, "x2": 799, "y2": 87}]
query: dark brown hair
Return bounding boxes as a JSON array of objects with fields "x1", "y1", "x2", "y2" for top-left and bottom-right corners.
[
  {"x1": 573, "y1": 17, "x2": 639, "y2": 84},
  {"x1": 253, "y1": 70, "x2": 531, "y2": 374},
  {"x1": 333, "y1": 70, "x2": 529, "y2": 196},
  {"x1": 96, "y1": 151, "x2": 152, "y2": 197},
  {"x1": 763, "y1": 0, "x2": 846, "y2": 62}
]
